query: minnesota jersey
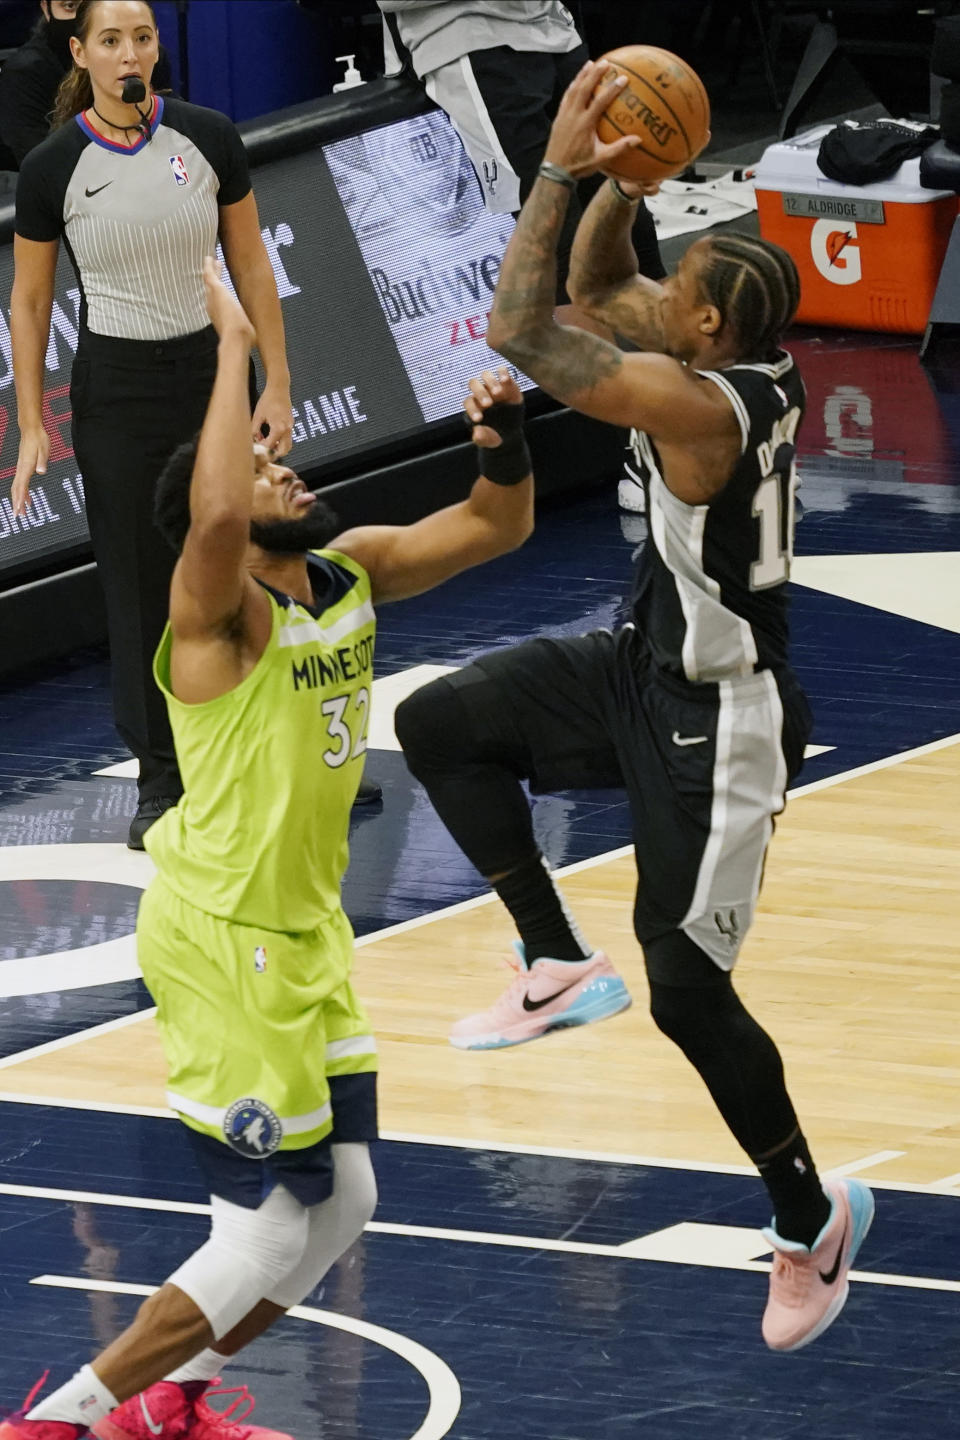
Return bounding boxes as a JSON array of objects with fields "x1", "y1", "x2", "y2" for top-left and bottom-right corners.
[
  {"x1": 15, "y1": 95, "x2": 250, "y2": 341},
  {"x1": 146, "y1": 551, "x2": 375, "y2": 933},
  {"x1": 630, "y1": 349, "x2": 805, "y2": 683}
]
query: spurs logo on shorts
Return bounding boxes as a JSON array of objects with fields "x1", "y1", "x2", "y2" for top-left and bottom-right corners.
[
  {"x1": 223, "y1": 1098, "x2": 282, "y2": 1159},
  {"x1": 714, "y1": 908, "x2": 741, "y2": 946}
]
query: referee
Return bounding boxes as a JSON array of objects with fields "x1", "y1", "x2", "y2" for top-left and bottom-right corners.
[{"x1": 9, "y1": 0, "x2": 294, "y2": 849}]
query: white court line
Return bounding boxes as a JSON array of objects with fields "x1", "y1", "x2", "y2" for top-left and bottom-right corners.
[
  {"x1": 825, "y1": 1151, "x2": 906, "y2": 1177},
  {"x1": 0, "y1": 1116, "x2": 956, "y2": 1198},
  {"x1": 11, "y1": 1197, "x2": 960, "y2": 1295},
  {"x1": 788, "y1": 728, "x2": 960, "y2": 800},
  {"x1": 31, "y1": 1277, "x2": 461, "y2": 1440},
  {"x1": 0, "y1": 1008, "x2": 157, "y2": 1072},
  {"x1": 0, "y1": 1181, "x2": 207, "y2": 1214},
  {"x1": 0, "y1": 1090, "x2": 170, "y2": 1117}
]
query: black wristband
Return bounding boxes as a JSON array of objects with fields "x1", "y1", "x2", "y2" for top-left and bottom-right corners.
[
  {"x1": 469, "y1": 400, "x2": 531, "y2": 486},
  {"x1": 479, "y1": 432, "x2": 532, "y2": 486}
]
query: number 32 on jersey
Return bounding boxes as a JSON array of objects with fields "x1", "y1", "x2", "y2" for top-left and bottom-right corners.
[{"x1": 321, "y1": 687, "x2": 370, "y2": 768}]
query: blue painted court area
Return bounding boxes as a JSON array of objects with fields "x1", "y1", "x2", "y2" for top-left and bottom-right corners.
[{"x1": 0, "y1": 1103, "x2": 958, "y2": 1439}]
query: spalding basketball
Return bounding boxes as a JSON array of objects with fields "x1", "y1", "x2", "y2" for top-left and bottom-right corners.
[{"x1": 596, "y1": 46, "x2": 710, "y2": 184}]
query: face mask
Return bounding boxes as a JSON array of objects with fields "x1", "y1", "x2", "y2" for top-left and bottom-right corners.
[{"x1": 45, "y1": 16, "x2": 77, "y2": 65}]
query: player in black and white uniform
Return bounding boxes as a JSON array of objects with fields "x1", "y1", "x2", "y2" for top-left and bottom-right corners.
[
  {"x1": 396, "y1": 63, "x2": 874, "y2": 1353},
  {"x1": 10, "y1": 0, "x2": 294, "y2": 847}
]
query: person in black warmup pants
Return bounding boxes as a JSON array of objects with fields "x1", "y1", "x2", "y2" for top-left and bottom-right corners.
[
  {"x1": 9, "y1": 0, "x2": 296, "y2": 848},
  {"x1": 395, "y1": 61, "x2": 875, "y2": 1353}
]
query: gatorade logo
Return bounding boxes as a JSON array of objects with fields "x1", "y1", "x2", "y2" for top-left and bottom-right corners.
[{"x1": 811, "y1": 218, "x2": 862, "y2": 285}]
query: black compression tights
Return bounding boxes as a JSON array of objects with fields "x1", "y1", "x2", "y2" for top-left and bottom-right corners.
[{"x1": 395, "y1": 673, "x2": 539, "y2": 877}]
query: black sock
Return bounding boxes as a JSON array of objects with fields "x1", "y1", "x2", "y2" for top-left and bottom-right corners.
[
  {"x1": 756, "y1": 1130, "x2": 832, "y2": 1247},
  {"x1": 492, "y1": 854, "x2": 592, "y2": 964}
]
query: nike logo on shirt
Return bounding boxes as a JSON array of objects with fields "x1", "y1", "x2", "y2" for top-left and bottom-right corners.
[
  {"x1": 672, "y1": 731, "x2": 708, "y2": 747},
  {"x1": 818, "y1": 1222, "x2": 848, "y2": 1285},
  {"x1": 85, "y1": 182, "x2": 113, "y2": 197}
]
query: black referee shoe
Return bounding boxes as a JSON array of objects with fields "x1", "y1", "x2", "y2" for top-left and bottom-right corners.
[
  {"x1": 128, "y1": 795, "x2": 179, "y2": 850},
  {"x1": 353, "y1": 776, "x2": 383, "y2": 806}
]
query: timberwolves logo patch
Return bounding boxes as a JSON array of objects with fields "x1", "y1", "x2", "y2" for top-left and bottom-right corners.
[{"x1": 223, "y1": 1098, "x2": 282, "y2": 1159}]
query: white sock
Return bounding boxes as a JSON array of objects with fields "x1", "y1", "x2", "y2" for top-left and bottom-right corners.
[
  {"x1": 165, "y1": 1347, "x2": 225, "y2": 1386},
  {"x1": 27, "y1": 1364, "x2": 119, "y2": 1427}
]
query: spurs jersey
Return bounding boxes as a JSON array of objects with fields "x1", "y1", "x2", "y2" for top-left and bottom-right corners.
[{"x1": 630, "y1": 349, "x2": 805, "y2": 683}]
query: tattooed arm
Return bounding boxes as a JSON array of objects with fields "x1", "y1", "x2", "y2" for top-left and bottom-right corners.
[
  {"x1": 567, "y1": 181, "x2": 667, "y2": 351},
  {"x1": 488, "y1": 60, "x2": 735, "y2": 451},
  {"x1": 487, "y1": 175, "x2": 713, "y2": 440}
]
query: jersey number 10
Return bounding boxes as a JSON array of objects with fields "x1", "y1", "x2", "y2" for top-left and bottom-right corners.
[{"x1": 750, "y1": 443, "x2": 798, "y2": 590}]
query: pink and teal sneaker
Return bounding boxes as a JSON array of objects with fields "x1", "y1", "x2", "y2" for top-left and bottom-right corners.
[
  {"x1": 450, "y1": 943, "x2": 631, "y2": 1050},
  {"x1": 762, "y1": 1176, "x2": 875, "y2": 1351}
]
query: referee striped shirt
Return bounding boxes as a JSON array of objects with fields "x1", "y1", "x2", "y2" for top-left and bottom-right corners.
[{"x1": 15, "y1": 94, "x2": 250, "y2": 341}]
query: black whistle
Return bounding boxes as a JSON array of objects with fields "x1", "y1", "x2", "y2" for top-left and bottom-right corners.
[{"x1": 122, "y1": 76, "x2": 147, "y2": 105}]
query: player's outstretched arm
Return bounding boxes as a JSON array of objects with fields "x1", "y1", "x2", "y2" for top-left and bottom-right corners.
[
  {"x1": 169, "y1": 257, "x2": 257, "y2": 639},
  {"x1": 487, "y1": 64, "x2": 734, "y2": 451},
  {"x1": 567, "y1": 179, "x2": 667, "y2": 352},
  {"x1": 332, "y1": 369, "x2": 534, "y2": 604}
]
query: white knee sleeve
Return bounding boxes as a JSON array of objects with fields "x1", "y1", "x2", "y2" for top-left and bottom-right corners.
[
  {"x1": 169, "y1": 1183, "x2": 310, "y2": 1340},
  {"x1": 267, "y1": 1143, "x2": 378, "y2": 1310}
]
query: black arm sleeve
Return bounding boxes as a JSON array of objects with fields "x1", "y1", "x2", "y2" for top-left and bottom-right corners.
[{"x1": 215, "y1": 115, "x2": 252, "y2": 206}]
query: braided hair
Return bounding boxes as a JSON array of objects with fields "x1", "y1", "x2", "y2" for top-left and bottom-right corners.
[{"x1": 697, "y1": 234, "x2": 801, "y2": 362}]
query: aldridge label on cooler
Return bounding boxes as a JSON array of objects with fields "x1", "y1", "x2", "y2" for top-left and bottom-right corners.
[{"x1": 782, "y1": 192, "x2": 886, "y2": 225}]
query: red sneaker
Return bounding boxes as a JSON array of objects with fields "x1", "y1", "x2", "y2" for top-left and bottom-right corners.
[
  {"x1": 0, "y1": 1374, "x2": 86, "y2": 1440},
  {"x1": 92, "y1": 1384, "x2": 191, "y2": 1440},
  {"x1": 92, "y1": 1383, "x2": 293, "y2": 1440},
  {"x1": 187, "y1": 1384, "x2": 292, "y2": 1440}
]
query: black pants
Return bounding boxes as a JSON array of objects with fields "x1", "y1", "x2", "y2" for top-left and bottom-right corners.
[
  {"x1": 427, "y1": 42, "x2": 667, "y2": 296},
  {"x1": 71, "y1": 326, "x2": 219, "y2": 802}
]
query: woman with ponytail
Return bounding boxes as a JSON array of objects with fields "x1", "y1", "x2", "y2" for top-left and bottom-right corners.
[{"x1": 9, "y1": 0, "x2": 294, "y2": 848}]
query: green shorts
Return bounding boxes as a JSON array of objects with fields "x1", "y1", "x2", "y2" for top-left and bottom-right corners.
[{"x1": 137, "y1": 878, "x2": 377, "y2": 1160}]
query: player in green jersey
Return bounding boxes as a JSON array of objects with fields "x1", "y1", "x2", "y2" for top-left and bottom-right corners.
[{"x1": 2, "y1": 258, "x2": 534, "y2": 1440}]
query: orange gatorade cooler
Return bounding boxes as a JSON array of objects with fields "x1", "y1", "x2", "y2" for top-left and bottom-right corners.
[{"x1": 754, "y1": 124, "x2": 957, "y2": 334}]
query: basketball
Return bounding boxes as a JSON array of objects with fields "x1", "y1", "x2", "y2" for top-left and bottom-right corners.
[{"x1": 595, "y1": 46, "x2": 711, "y2": 184}]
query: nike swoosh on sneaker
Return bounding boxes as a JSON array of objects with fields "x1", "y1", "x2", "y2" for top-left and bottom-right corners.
[
  {"x1": 818, "y1": 1221, "x2": 848, "y2": 1285},
  {"x1": 672, "y1": 731, "x2": 708, "y2": 746},
  {"x1": 521, "y1": 978, "x2": 583, "y2": 1012},
  {"x1": 139, "y1": 1395, "x2": 163, "y2": 1436}
]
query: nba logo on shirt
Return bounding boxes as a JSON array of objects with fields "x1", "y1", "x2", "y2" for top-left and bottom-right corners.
[
  {"x1": 169, "y1": 154, "x2": 190, "y2": 187},
  {"x1": 254, "y1": 945, "x2": 267, "y2": 972}
]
